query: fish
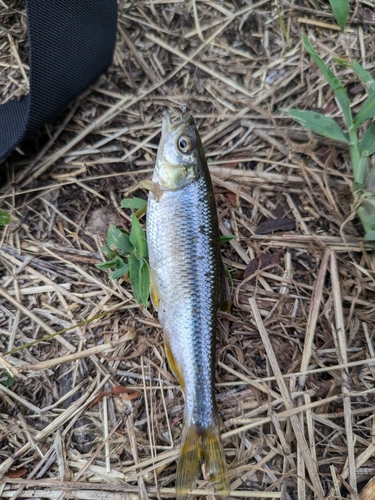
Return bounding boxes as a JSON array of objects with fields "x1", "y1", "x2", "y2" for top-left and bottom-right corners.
[{"x1": 145, "y1": 113, "x2": 230, "y2": 499}]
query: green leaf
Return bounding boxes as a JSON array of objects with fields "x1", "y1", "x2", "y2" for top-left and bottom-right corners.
[
  {"x1": 128, "y1": 253, "x2": 140, "y2": 284},
  {"x1": 282, "y1": 109, "x2": 349, "y2": 142},
  {"x1": 364, "y1": 230, "x2": 375, "y2": 241},
  {"x1": 121, "y1": 197, "x2": 147, "y2": 210},
  {"x1": 128, "y1": 255, "x2": 150, "y2": 306},
  {"x1": 351, "y1": 61, "x2": 375, "y2": 96},
  {"x1": 138, "y1": 258, "x2": 150, "y2": 306},
  {"x1": 357, "y1": 203, "x2": 375, "y2": 236},
  {"x1": 96, "y1": 252, "x2": 130, "y2": 279},
  {"x1": 0, "y1": 374, "x2": 15, "y2": 388},
  {"x1": 365, "y1": 163, "x2": 375, "y2": 192},
  {"x1": 353, "y1": 93, "x2": 375, "y2": 129},
  {"x1": 220, "y1": 234, "x2": 245, "y2": 244},
  {"x1": 130, "y1": 214, "x2": 148, "y2": 259},
  {"x1": 303, "y1": 35, "x2": 352, "y2": 128},
  {"x1": 0, "y1": 209, "x2": 11, "y2": 226},
  {"x1": 333, "y1": 56, "x2": 350, "y2": 67},
  {"x1": 107, "y1": 225, "x2": 133, "y2": 257},
  {"x1": 329, "y1": 0, "x2": 349, "y2": 31},
  {"x1": 100, "y1": 245, "x2": 117, "y2": 260},
  {"x1": 359, "y1": 122, "x2": 375, "y2": 156},
  {"x1": 109, "y1": 262, "x2": 130, "y2": 280},
  {"x1": 96, "y1": 255, "x2": 125, "y2": 270}
]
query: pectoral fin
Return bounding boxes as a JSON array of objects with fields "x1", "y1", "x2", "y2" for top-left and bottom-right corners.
[{"x1": 140, "y1": 180, "x2": 163, "y2": 200}]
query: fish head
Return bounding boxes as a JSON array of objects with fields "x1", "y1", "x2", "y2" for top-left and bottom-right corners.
[{"x1": 154, "y1": 112, "x2": 202, "y2": 190}]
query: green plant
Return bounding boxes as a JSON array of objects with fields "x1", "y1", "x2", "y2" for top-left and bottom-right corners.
[
  {"x1": 329, "y1": 0, "x2": 349, "y2": 31},
  {"x1": 282, "y1": 35, "x2": 375, "y2": 243},
  {"x1": 96, "y1": 198, "x2": 150, "y2": 307},
  {"x1": 0, "y1": 373, "x2": 15, "y2": 388},
  {"x1": 0, "y1": 209, "x2": 11, "y2": 226}
]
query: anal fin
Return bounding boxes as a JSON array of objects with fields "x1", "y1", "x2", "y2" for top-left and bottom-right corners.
[{"x1": 164, "y1": 340, "x2": 184, "y2": 390}]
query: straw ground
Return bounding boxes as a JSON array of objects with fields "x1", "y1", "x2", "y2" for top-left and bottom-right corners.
[{"x1": 1, "y1": 1, "x2": 375, "y2": 498}]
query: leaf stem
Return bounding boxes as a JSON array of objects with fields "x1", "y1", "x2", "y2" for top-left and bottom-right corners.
[
  {"x1": 356, "y1": 204, "x2": 373, "y2": 234},
  {"x1": 357, "y1": 156, "x2": 369, "y2": 191},
  {"x1": 348, "y1": 127, "x2": 362, "y2": 190}
]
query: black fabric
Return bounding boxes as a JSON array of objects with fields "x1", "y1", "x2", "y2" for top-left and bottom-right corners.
[{"x1": 0, "y1": 0, "x2": 118, "y2": 164}]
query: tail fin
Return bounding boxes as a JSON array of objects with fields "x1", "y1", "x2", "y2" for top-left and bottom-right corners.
[
  {"x1": 204, "y1": 426, "x2": 229, "y2": 496},
  {"x1": 176, "y1": 423, "x2": 229, "y2": 500},
  {"x1": 176, "y1": 424, "x2": 201, "y2": 500}
]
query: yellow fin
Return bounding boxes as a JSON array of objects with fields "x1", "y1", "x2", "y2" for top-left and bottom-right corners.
[
  {"x1": 164, "y1": 340, "x2": 184, "y2": 389},
  {"x1": 176, "y1": 425, "x2": 202, "y2": 500},
  {"x1": 203, "y1": 426, "x2": 229, "y2": 497},
  {"x1": 140, "y1": 179, "x2": 163, "y2": 200},
  {"x1": 150, "y1": 271, "x2": 160, "y2": 310},
  {"x1": 176, "y1": 424, "x2": 229, "y2": 500}
]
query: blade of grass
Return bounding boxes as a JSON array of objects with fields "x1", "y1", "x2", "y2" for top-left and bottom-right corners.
[
  {"x1": 302, "y1": 37, "x2": 363, "y2": 184},
  {"x1": 220, "y1": 235, "x2": 245, "y2": 244},
  {"x1": 328, "y1": 0, "x2": 349, "y2": 31},
  {"x1": 351, "y1": 61, "x2": 375, "y2": 95},
  {"x1": 281, "y1": 109, "x2": 349, "y2": 142},
  {"x1": 359, "y1": 122, "x2": 375, "y2": 157},
  {"x1": 303, "y1": 35, "x2": 352, "y2": 128},
  {"x1": 353, "y1": 92, "x2": 375, "y2": 129}
]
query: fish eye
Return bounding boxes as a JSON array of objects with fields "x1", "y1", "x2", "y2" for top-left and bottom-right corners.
[{"x1": 177, "y1": 135, "x2": 193, "y2": 154}]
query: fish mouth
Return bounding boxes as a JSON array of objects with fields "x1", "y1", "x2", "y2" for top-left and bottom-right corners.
[
  {"x1": 162, "y1": 111, "x2": 172, "y2": 131},
  {"x1": 162, "y1": 112, "x2": 195, "y2": 134}
]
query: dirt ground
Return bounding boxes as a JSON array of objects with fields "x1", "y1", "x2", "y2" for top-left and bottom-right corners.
[{"x1": 1, "y1": 1, "x2": 375, "y2": 499}]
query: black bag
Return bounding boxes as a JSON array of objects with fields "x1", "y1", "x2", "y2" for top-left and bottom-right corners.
[{"x1": 0, "y1": 0, "x2": 118, "y2": 164}]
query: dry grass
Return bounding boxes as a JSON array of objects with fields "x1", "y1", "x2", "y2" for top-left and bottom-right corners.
[{"x1": 1, "y1": 0, "x2": 375, "y2": 498}]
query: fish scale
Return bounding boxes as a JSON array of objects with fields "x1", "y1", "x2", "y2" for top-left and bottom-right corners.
[{"x1": 146, "y1": 113, "x2": 229, "y2": 499}]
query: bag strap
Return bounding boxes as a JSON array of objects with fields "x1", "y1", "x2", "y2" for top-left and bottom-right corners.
[{"x1": 0, "y1": 0, "x2": 117, "y2": 164}]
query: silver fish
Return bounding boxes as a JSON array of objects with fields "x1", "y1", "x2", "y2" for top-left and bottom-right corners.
[{"x1": 145, "y1": 113, "x2": 230, "y2": 499}]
